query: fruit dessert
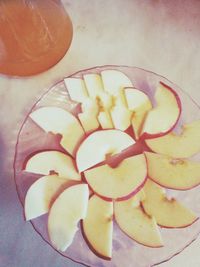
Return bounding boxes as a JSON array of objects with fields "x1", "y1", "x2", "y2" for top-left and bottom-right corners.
[{"x1": 14, "y1": 66, "x2": 200, "y2": 267}]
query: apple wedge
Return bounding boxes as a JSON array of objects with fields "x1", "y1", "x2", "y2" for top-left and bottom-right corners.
[
  {"x1": 84, "y1": 154, "x2": 147, "y2": 200},
  {"x1": 145, "y1": 152, "x2": 200, "y2": 190},
  {"x1": 110, "y1": 105, "x2": 132, "y2": 131},
  {"x1": 81, "y1": 98, "x2": 99, "y2": 115},
  {"x1": 64, "y1": 78, "x2": 88, "y2": 103},
  {"x1": 78, "y1": 112, "x2": 100, "y2": 133},
  {"x1": 81, "y1": 195, "x2": 113, "y2": 260},
  {"x1": 98, "y1": 110, "x2": 114, "y2": 129},
  {"x1": 140, "y1": 82, "x2": 181, "y2": 139},
  {"x1": 114, "y1": 190, "x2": 163, "y2": 247},
  {"x1": 142, "y1": 179, "x2": 198, "y2": 228},
  {"x1": 145, "y1": 120, "x2": 200, "y2": 158},
  {"x1": 76, "y1": 129, "x2": 135, "y2": 172},
  {"x1": 125, "y1": 88, "x2": 152, "y2": 139},
  {"x1": 83, "y1": 74, "x2": 104, "y2": 99},
  {"x1": 25, "y1": 151, "x2": 81, "y2": 180},
  {"x1": 29, "y1": 107, "x2": 85, "y2": 156},
  {"x1": 101, "y1": 69, "x2": 133, "y2": 96},
  {"x1": 48, "y1": 184, "x2": 89, "y2": 251},
  {"x1": 25, "y1": 175, "x2": 76, "y2": 221}
]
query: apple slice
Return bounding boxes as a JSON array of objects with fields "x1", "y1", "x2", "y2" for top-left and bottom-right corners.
[
  {"x1": 98, "y1": 110, "x2": 114, "y2": 129},
  {"x1": 82, "y1": 195, "x2": 113, "y2": 260},
  {"x1": 78, "y1": 113, "x2": 99, "y2": 133},
  {"x1": 83, "y1": 74, "x2": 104, "y2": 98},
  {"x1": 114, "y1": 190, "x2": 163, "y2": 247},
  {"x1": 48, "y1": 184, "x2": 89, "y2": 251},
  {"x1": 81, "y1": 98, "x2": 99, "y2": 115},
  {"x1": 25, "y1": 151, "x2": 81, "y2": 180},
  {"x1": 29, "y1": 107, "x2": 85, "y2": 156},
  {"x1": 101, "y1": 69, "x2": 133, "y2": 96},
  {"x1": 145, "y1": 120, "x2": 200, "y2": 158},
  {"x1": 110, "y1": 105, "x2": 132, "y2": 131},
  {"x1": 125, "y1": 88, "x2": 152, "y2": 139},
  {"x1": 25, "y1": 175, "x2": 76, "y2": 220},
  {"x1": 64, "y1": 78, "x2": 88, "y2": 103},
  {"x1": 140, "y1": 82, "x2": 181, "y2": 139},
  {"x1": 76, "y1": 129, "x2": 135, "y2": 172},
  {"x1": 84, "y1": 154, "x2": 147, "y2": 200},
  {"x1": 83, "y1": 74, "x2": 113, "y2": 109},
  {"x1": 142, "y1": 179, "x2": 198, "y2": 228},
  {"x1": 145, "y1": 152, "x2": 200, "y2": 190}
]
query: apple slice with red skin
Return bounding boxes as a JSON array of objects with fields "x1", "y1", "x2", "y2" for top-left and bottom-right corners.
[
  {"x1": 114, "y1": 190, "x2": 163, "y2": 248},
  {"x1": 125, "y1": 88, "x2": 152, "y2": 139},
  {"x1": 81, "y1": 195, "x2": 113, "y2": 260},
  {"x1": 140, "y1": 82, "x2": 181, "y2": 139},
  {"x1": 24, "y1": 151, "x2": 81, "y2": 180},
  {"x1": 142, "y1": 179, "x2": 198, "y2": 228},
  {"x1": 84, "y1": 154, "x2": 147, "y2": 201},
  {"x1": 29, "y1": 107, "x2": 85, "y2": 156},
  {"x1": 76, "y1": 129, "x2": 135, "y2": 173},
  {"x1": 145, "y1": 120, "x2": 200, "y2": 158},
  {"x1": 25, "y1": 175, "x2": 77, "y2": 221},
  {"x1": 101, "y1": 69, "x2": 133, "y2": 96},
  {"x1": 145, "y1": 152, "x2": 200, "y2": 190},
  {"x1": 48, "y1": 184, "x2": 89, "y2": 252}
]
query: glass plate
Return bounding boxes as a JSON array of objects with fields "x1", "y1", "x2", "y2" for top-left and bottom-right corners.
[{"x1": 14, "y1": 65, "x2": 200, "y2": 267}]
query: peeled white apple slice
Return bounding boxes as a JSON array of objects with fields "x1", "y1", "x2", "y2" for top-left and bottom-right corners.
[
  {"x1": 78, "y1": 113, "x2": 99, "y2": 133},
  {"x1": 76, "y1": 129, "x2": 135, "y2": 172},
  {"x1": 25, "y1": 175, "x2": 75, "y2": 221},
  {"x1": 145, "y1": 120, "x2": 200, "y2": 158},
  {"x1": 145, "y1": 152, "x2": 200, "y2": 190},
  {"x1": 114, "y1": 190, "x2": 163, "y2": 248},
  {"x1": 83, "y1": 74, "x2": 104, "y2": 98},
  {"x1": 84, "y1": 154, "x2": 147, "y2": 200},
  {"x1": 142, "y1": 179, "x2": 198, "y2": 228},
  {"x1": 101, "y1": 69, "x2": 133, "y2": 96},
  {"x1": 110, "y1": 105, "x2": 132, "y2": 131},
  {"x1": 64, "y1": 78, "x2": 88, "y2": 103},
  {"x1": 97, "y1": 92, "x2": 113, "y2": 110},
  {"x1": 125, "y1": 88, "x2": 152, "y2": 139},
  {"x1": 140, "y1": 82, "x2": 181, "y2": 139},
  {"x1": 82, "y1": 195, "x2": 113, "y2": 260},
  {"x1": 81, "y1": 98, "x2": 99, "y2": 115},
  {"x1": 30, "y1": 107, "x2": 85, "y2": 156},
  {"x1": 83, "y1": 74, "x2": 113, "y2": 109},
  {"x1": 98, "y1": 110, "x2": 113, "y2": 129},
  {"x1": 48, "y1": 184, "x2": 89, "y2": 252},
  {"x1": 25, "y1": 151, "x2": 81, "y2": 180}
]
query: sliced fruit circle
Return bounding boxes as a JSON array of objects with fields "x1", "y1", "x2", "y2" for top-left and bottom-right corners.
[{"x1": 14, "y1": 65, "x2": 200, "y2": 267}]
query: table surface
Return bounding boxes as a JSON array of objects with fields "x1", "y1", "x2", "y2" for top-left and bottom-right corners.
[{"x1": 1, "y1": 0, "x2": 200, "y2": 266}]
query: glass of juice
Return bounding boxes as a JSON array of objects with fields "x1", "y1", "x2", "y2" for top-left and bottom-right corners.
[{"x1": 0, "y1": 0, "x2": 73, "y2": 76}]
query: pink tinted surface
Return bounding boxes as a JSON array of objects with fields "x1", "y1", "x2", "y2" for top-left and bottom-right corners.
[
  {"x1": 1, "y1": 1, "x2": 200, "y2": 267},
  {"x1": 14, "y1": 66, "x2": 200, "y2": 267}
]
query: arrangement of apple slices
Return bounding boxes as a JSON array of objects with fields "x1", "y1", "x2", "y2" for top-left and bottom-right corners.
[{"x1": 20, "y1": 68, "x2": 200, "y2": 263}]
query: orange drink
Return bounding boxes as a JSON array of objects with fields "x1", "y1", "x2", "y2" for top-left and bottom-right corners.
[{"x1": 0, "y1": 0, "x2": 73, "y2": 76}]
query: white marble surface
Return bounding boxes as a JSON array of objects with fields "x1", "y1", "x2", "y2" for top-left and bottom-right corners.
[{"x1": 0, "y1": 0, "x2": 200, "y2": 266}]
